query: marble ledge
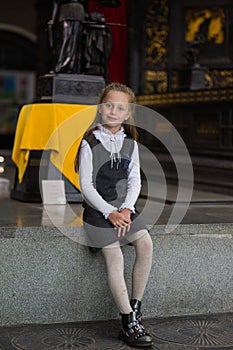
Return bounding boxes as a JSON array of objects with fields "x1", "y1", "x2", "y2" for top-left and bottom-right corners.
[{"x1": 1, "y1": 222, "x2": 233, "y2": 239}]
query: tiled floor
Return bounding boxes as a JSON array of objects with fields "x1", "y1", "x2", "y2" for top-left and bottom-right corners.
[{"x1": 1, "y1": 313, "x2": 233, "y2": 350}]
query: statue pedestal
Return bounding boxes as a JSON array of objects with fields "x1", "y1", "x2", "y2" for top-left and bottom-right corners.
[
  {"x1": 179, "y1": 65, "x2": 206, "y2": 91},
  {"x1": 36, "y1": 73, "x2": 105, "y2": 202},
  {"x1": 11, "y1": 151, "x2": 84, "y2": 203},
  {"x1": 12, "y1": 74, "x2": 106, "y2": 203},
  {"x1": 37, "y1": 73, "x2": 105, "y2": 104}
]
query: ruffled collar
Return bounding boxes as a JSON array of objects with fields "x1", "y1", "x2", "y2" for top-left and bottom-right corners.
[{"x1": 93, "y1": 124, "x2": 126, "y2": 142}]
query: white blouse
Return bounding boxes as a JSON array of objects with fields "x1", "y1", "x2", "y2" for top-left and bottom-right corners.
[{"x1": 79, "y1": 125, "x2": 141, "y2": 218}]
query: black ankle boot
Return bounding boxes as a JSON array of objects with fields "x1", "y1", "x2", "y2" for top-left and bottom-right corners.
[
  {"x1": 130, "y1": 299, "x2": 142, "y2": 322},
  {"x1": 130, "y1": 299, "x2": 153, "y2": 340},
  {"x1": 119, "y1": 311, "x2": 153, "y2": 347}
]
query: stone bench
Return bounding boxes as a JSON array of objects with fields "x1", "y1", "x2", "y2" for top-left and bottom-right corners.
[{"x1": 1, "y1": 223, "x2": 233, "y2": 326}]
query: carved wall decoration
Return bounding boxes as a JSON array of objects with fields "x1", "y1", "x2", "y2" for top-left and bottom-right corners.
[
  {"x1": 183, "y1": 5, "x2": 230, "y2": 67},
  {"x1": 205, "y1": 69, "x2": 233, "y2": 89},
  {"x1": 173, "y1": 68, "x2": 233, "y2": 90},
  {"x1": 185, "y1": 7, "x2": 225, "y2": 44},
  {"x1": 144, "y1": 0, "x2": 169, "y2": 94},
  {"x1": 136, "y1": 88, "x2": 233, "y2": 106},
  {"x1": 145, "y1": 70, "x2": 168, "y2": 94},
  {"x1": 169, "y1": 68, "x2": 233, "y2": 91},
  {"x1": 132, "y1": 0, "x2": 232, "y2": 95},
  {"x1": 145, "y1": 0, "x2": 169, "y2": 67},
  {"x1": 135, "y1": 0, "x2": 233, "y2": 154},
  {"x1": 167, "y1": 0, "x2": 233, "y2": 92}
]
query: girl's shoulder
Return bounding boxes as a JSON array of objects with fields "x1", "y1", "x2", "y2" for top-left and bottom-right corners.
[{"x1": 83, "y1": 131, "x2": 100, "y2": 149}]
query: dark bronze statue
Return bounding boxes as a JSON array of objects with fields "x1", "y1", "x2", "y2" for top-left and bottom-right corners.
[
  {"x1": 184, "y1": 34, "x2": 206, "y2": 68},
  {"x1": 83, "y1": 12, "x2": 112, "y2": 79},
  {"x1": 183, "y1": 35, "x2": 206, "y2": 90},
  {"x1": 48, "y1": 0, "x2": 86, "y2": 74},
  {"x1": 47, "y1": 0, "x2": 121, "y2": 77}
]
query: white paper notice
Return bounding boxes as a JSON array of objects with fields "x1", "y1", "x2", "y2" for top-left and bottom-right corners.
[{"x1": 42, "y1": 180, "x2": 66, "y2": 205}]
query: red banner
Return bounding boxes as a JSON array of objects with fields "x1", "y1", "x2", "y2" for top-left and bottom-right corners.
[{"x1": 88, "y1": 0, "x2": 127, "y2": 83}]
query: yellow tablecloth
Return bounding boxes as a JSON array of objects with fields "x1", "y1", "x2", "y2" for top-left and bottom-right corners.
[{"x1": 12, "y1": 103, "x2": 97, "y2": 190}]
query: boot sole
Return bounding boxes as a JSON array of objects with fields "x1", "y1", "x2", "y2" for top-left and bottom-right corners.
[{"x1": 119, "y1": 333, "x2": 153, "y2": 347}]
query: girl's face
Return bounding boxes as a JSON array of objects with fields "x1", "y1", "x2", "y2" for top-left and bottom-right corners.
[{"x1": 99, "y1": 90, "x2": 130, "y2": 133}]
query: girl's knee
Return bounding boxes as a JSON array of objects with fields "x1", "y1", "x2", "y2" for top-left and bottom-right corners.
[
  {"x1": 133, "y1": 230, "x2": 153, "y2": 253},
  {"x1": 142, "y1": 235, "x2": 153, "y2": 254}
]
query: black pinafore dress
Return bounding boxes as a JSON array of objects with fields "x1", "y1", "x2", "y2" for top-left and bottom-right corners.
[{"x1": 82, "y1": 134, "x2": 146, "y2": 248}]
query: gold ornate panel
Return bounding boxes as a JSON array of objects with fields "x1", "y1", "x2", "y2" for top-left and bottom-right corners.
[
  {"x1": 137, "y1": 88, "x2": 233, "y2": 106},
  {"x1": 145, "y1": 0, "x2": 169, "y2": 94},
  {"x1": 185, "y1": 7, "x2": 225, "y2": 44},
  {"x1": 142, "y1": 1, "x2": 232, "y2": 96}
]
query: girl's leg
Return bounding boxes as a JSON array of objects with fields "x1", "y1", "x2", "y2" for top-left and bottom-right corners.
[
  {"x1": 120, "y1": 231, "x2": 153, "y2": 347},
  {"x1": 102, "y1": 237, "x2": 153, "y2": 347},
  {"x1": 130, "y1": 230, "x2": 153, "y2": 300},
  {"x1": 102, "y1": 242, "x2": 132, "y2": 314}
]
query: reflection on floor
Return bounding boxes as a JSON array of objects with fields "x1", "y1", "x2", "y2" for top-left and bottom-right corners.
[{"x1": 0, "y1": 149, "x2": 233, "y2": 227}]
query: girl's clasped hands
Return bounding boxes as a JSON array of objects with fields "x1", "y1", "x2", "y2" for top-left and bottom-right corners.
[{"x1": 108, "y1": 208, "x2": 132, "y2": 237}]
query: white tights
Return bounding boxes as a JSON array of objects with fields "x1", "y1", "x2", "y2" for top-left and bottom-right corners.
[{"x1": 101, "y1": 230, "x2": 153, "y2": 314}]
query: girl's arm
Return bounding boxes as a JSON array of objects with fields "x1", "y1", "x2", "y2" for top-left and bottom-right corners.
[
  {"x1": 79, "y1": 139, "x2": 118, "y2": 218},
  {"x1": 119, "y1": 141, "x2": 141, "y2": 212}
]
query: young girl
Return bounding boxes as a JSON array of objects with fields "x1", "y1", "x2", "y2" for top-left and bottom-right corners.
[{"x1": 76, "y1": 83, "x2": 153, "y2": 347}]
